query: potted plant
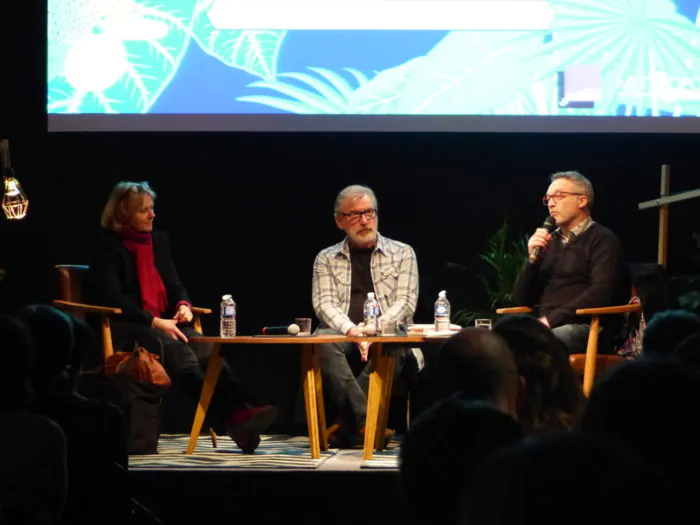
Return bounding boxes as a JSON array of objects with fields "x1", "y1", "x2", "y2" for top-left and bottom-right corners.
[{"x1": 446, "y1": 217, "x2": 529, "y2": 326}]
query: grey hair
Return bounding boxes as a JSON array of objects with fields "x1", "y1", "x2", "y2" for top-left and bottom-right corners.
[
  {"x1": 334, "y1": 185, "x2": 378, "y2": 215},
  {"x1": 100, "y1": 181, "x2": 156, "y2": 231},
  {"x1": 550, "y1": 171, "x2": 594, "y2": 210}
]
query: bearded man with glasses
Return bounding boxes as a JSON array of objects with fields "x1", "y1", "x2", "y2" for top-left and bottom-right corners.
[
  {"x1": 309, "y1": 184, "x2": 419, "y2": 447},
  {"x1": 512, "y1": 171, "x2": 627, "y2": 355}
]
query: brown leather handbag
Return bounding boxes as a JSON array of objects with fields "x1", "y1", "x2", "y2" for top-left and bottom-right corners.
[{"x1": 104, "y1": 344, "x2": 172, "y2": 388}]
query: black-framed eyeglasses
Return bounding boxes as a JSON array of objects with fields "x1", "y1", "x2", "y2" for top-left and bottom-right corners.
[
  {"x1": 339, "y1": 208, "x2": 377, "y2": 222},
  {"x1": 542, "y1": 192, "x2": 584, "y2": 206}
]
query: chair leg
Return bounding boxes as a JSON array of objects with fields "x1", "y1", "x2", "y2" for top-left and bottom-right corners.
[
  {"x1": 210, "y1": 428, "x2": 217, "y2": 448},
  {"x1": 582, "y1": 315, "x2": 601, "y2": 398},
  {"x1": 406, "y1": 391, "x2": 411, "y2": 431}
]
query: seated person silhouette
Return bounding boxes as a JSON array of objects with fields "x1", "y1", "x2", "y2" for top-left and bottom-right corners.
[
  {"x1": 437, "y1": 328, "x2": 524, "y2": 418},
  {"x1": 493, "y1": 314, "x2": 584, "y2": 433},
  {"x1": 400, "y1": 398, "x2": 522, "y2": 525},
  {"x1": 0, "y1": 314, "x2": 67, "y2": 525},
  {"x1": 580, "y1": 358, "x2": 700, "y2": 522},
  {"x1": 465, "y1": 431, "x2": 675, "y2": 525}
]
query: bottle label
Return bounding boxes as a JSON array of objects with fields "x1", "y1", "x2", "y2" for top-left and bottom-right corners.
[
  {"x1": 364, "y1": 305, "x2": 379, "y2": 317},
  {"x1": 223, "y1": 305, "x2": 236, "y2": 317},
  {"x1": 435, "y1": 319, "x2": 450, "y2": 331},
  {"x1": 435, "y1": 305, "x2": 449, "y2": 315}
]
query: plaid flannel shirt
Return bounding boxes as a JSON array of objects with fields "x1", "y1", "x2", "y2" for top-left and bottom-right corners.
[{"x1": 312, "y1": 233, "x2": 419, "y2": 335}]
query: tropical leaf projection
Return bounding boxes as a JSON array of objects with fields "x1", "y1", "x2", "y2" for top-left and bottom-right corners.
[
  {"x1": 190, "y1": 0, "x2": 286, "y2": 80},
  {"x1": 48, "y1": 0, "x2": 199, "y2": 113},
  {"x1": 241, "y1": 0, "x2": 700, "y2": 117},
  {"x1": 237, "y1": 67, "x2": 370, "y2": 114},
  {"x1": 539, "y1": 0, "x2": 700, "y2": 116},
  {"x1": 47, "y1": 0, "x2": 286, "y2": 113},
  {"x1": 348, "y1": 58, "x2": 424, "y2": 114},
  {"x1": 47, "y1": 0, "x2": 700, "y2": 116},
  {"x1": 395, "y1": 31, "x2": 551, "y2": 115}
]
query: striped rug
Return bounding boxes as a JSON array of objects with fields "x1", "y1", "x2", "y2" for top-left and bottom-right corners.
[
  {"x1": 128, "y1": 434, "x2": 336, "y2": 470},
  {"x1": 361, "y1": 440, "x2": 401, "y2": 470}
]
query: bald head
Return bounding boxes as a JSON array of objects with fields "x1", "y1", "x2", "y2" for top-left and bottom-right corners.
[{"x1": 438, "y1": 328, "x2": 521, "y2": 417}]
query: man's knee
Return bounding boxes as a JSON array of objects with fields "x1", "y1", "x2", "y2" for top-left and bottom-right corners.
[{"x1": 552, "y1": 324, "x2": 589, "y2": 354}]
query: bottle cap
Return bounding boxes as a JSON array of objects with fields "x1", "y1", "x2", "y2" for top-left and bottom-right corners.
[
  {"x1": 438, "y1": 290, "x2": 446, "y2": 298},
  {"x1": 222, "y1": 294, "x2": 232, "y2": 300},
  {"x1": 367, "y1": 292, "x2": 375, "y2": 299}
]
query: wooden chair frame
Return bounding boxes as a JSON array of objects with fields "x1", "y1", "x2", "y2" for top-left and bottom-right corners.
[
  {"x1": 496, "y1": 302, "x2": 641, "y2": 397},
  {"x1": 52, "y1": 264, "x2": 218, "y2": 446}
]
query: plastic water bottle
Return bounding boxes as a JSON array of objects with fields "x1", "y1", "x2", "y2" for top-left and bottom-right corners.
[
  {"x1": 363, "y1": 292, "x2": 380, "y2": 335},
  {"x1": 434, "y1": 290, "x2": 451, "y2": 332},
  {"x1": 220, "y1": 294, "x2": 237, "y2": 338}
]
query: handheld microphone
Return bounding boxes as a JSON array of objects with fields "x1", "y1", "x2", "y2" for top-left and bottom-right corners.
[
  {"x1": 262, "y1": 324, "x2": 300, "y2": 335},
  {"x1": 528, "y1": 216, "x2": 557, "y2": 264}
]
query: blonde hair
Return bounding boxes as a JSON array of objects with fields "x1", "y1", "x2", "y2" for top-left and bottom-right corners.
[{"x1": 100, "y1": 181, "x2": 156, "y2": 231}]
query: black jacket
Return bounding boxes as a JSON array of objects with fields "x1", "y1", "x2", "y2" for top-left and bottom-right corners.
[{"x1": 88, "y1": 229, "x2": 190, "y2": 326}]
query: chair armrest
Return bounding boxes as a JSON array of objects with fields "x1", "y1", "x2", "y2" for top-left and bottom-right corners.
[
  {"x1": 191, "y1": 306, "x2": 212, "y2": 315},
  {"x1": 53, "y1": 300, "x2": 122, "y2": 315},
  {"x1": 496, "y1": 307, "x2": 533, "y2": 314},
  {"x1": 575, "y1": 304, "x2": 641, "y2": 316}
]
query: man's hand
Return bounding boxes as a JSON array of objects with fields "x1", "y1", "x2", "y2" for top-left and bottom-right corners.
[
  {"x1": 528, "y1": 228, "x2": 553, "y2": 258},
  {"x1": 346, "y1": 326, "x2": 363, "y2": 337},
  {"x1": 173, "y1": 304, "x2": 193, "y2": 324},
  {"x1": 153, "y1": 317, "x2": 188, "y2": 342},
  {"x1": 538, "y1": 316, "x2": 550, "y2": 328}
]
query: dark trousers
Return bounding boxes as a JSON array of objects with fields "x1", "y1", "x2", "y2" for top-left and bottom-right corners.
[
  {"x1": 111, "y1": 321, "x2": 255, "y2": 432},
  {"x1": 305, "y1": 327, "x2": 410, "y2": 431}
]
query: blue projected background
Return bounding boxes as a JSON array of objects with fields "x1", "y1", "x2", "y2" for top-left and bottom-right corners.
[{"x1": 47, "y1": 0, "x2": 700, "y2": 131}]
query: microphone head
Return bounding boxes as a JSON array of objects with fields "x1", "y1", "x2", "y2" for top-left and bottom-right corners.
[
  {"x1": 543, "y1": 215, "x2": 557, "y2": 232},
  {"x1": 288, "y1": 323, "x2": 300, "y2": 335}
]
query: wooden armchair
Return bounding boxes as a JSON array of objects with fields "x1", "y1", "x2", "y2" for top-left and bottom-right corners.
[
  {"x1": 496, "y1": 301, "x2": 641, "y2": 397},
  {"x1": 52, "y1": 264, "x2": 218, "y2": 445},
  {"x1": 53, "y1": 264, "x2": 211, "y2": 361}
]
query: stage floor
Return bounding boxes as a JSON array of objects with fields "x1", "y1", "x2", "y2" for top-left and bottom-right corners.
[
  {"x1": 128, "y1": 433, "x2": 400, "y2": 472},
  {"x1": 129, "y1": 435, "x2": 405, "y2": 524}
]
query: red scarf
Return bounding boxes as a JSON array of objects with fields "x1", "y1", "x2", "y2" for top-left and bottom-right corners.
[{"x1": 118, "y1": 226, "x2": 168, "y2": 317}]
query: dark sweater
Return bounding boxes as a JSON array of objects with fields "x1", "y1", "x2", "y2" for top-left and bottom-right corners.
[{"x1": 513, "y1": 223, "x2": 626, "y2": 329}]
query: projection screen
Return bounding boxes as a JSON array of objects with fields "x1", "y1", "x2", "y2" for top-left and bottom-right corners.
[{"x1": 48, "y1": 0, "x2": 700, "y2": 132}]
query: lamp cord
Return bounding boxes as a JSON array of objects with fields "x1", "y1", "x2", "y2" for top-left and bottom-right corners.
[{"x1": 0, "y1": 139, "x2": 9, "y2": 171}]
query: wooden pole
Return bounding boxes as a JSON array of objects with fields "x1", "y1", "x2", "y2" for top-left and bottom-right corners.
[{"x1": 658, "y1": 165, "x2": 670, "y2": 268}]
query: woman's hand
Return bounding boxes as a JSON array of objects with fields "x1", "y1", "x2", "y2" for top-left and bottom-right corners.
[
  {"x1": 152, "y1": 317, "x2": 188, "y2": 342},
  {"x1": 346, "y1": 326, "x2": 372, "y2": 362},
  {"x1": 173, "y1": 304, "x2": 193, "y2": 324}
]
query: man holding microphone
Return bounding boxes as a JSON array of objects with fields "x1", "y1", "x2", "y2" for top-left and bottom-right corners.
[{"x1": 513, "y1": 171, "x2": 626, "y2": 354}]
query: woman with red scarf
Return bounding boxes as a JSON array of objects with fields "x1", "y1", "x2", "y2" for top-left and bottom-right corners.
[{"x1": 90, "y1": 181, "x2": 276, "y2": 453}]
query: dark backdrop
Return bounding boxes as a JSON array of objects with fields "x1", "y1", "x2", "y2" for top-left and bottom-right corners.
[{"x1": 3, "y1": 0, "x2": 699, "y2": 431}]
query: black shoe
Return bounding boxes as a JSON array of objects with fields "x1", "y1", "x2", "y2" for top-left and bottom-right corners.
[{"x1": 227, "y1": 405, "x2": 278, "y2": 454}]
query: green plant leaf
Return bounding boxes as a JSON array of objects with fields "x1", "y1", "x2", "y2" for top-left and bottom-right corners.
[
  {"x1": 678, "y1": 291, "x2": 700, "y2": 312},
  {"x1": 444, "y1": 217, "x2": 529, "y2": 322}
]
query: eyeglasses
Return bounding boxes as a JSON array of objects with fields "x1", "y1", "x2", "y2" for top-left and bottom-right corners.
[
  {"x1": 339, "y1": 208, "x2": 377, "y2": 222},
  {"x1": 542, "y1": 192, "x2": 584, "y2": 206}
]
